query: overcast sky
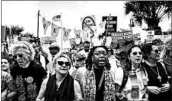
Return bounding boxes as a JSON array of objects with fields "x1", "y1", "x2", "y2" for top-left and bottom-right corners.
[{"x1": 2, "y1": 1, "x2": 171, "y2": 38}]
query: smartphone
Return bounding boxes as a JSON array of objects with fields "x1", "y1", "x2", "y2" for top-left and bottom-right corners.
[{"x1": 131, "y1": 85, "x2": 140, "y2": 99}]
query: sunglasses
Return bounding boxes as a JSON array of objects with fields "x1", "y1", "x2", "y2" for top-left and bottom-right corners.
[
  {"x1": 50, "y1": 47, "x2": 59, "y2": 50},
  {"x1": 77, "y1": 57, "x2": 86, "y2": 62},
  {"x1": 153, "y1": 49, "x2": 160, "y2": 54},
  {"x1": 132, "y1": 52, "x2": 142, "y2": 55},
  {"x1": 13, "y1": 53, "x2": 24, "y2": 59},
  {"x1": 57, "y1": 61, "x2": 70, "y2": 66},
  {"x1": 94, "y1": 51, "x2": 107, "y2": 56}
]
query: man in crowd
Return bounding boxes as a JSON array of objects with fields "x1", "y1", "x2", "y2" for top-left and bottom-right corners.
[
  {"x1": 32, "y1": 43, "x2": 49, "y2": 71},
  {"x1": 47, "y1": 43, "x2": 60, "y2": 76},
  {"x1": 10, "y1": 41, "x2": 47, "y2": 101},
  {"x1": 77, "y1": 41, "x2": 90, "y2": 59}
]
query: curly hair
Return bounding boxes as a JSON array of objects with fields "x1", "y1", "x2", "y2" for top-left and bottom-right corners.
[
  {"x1": 125, "y1": 45, "x2": 142, "y2": 71},
  {"x1": 141, "y1": 43, "x2": 153, "y2": 60},
  {"x1": 85, "y1": 45, "x2": 111, "y2": 71},
  {"x1": 12, "y1": 41, "x2": 35, "y2": 61}
]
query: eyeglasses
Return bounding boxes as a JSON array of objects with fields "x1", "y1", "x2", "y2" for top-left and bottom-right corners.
[
  {"x1": 13, "y1": 53, "x2": 24, "y2": 59},
  {"x1": 94, "y1": 51, "x2": 107, "y2": 56},
  {"x1": 57, "y1": 61, "x2": 70, "y2": 66},
  {"x1": 49, "y1": 47, "x2": 59, "y2": 50},
  {"x1": 77, "y1": 57, "x2": 86, "y2": 62},
  {"x1": 153, "y1": 49, "x2": 160, "y2": 54},
  {"x1": 132, "y1": 52, "x2": 142, "y2": 55}
]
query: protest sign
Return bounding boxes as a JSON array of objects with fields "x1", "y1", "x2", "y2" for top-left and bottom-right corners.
[
  {"x1": 146, "y1": 30, "x2": 154, "y2": 43},
  {"x1": 111, "y1": 32, "x2": 134, "y2": 52},
  {"x1": 102, "y1": 16, "x2": 117, "y2": 36},
  {"x1": 81, "y1": 15, "x2": 96, "y2": 30}
]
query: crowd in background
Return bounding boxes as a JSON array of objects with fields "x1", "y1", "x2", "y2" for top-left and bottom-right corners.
[{"x1": 1, "y1": 36, "x2": 172, "y2": 101}]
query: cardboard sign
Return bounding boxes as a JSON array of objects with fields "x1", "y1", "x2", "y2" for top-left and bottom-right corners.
[
  {"x1": 102, "y1": 16, "x2": 117, "y2": 36},
  {"x1": 81, "y1": 15, "x2": 96, "y2": 30}
]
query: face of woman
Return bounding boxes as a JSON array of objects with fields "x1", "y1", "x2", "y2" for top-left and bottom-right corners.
[
  {"x1": 1, "y1": 59, "x2": 10, "y2": 71},
  {"x1": 14, "y1": 48, "x2": 31, "y2": 68},
  {"x1": 150, "y1": 45, "x2": 160, "y2": 61},
  {"x1": 55, "y1": 57, "x2": 70, "y2": 75},
  {"x1": 128, "y1": 47, "x2": 143, "y2": 65}
]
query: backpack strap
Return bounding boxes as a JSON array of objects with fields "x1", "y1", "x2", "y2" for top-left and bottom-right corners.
[{"x1": 119, "y1": 68, "x2": 128, "y2": 92}]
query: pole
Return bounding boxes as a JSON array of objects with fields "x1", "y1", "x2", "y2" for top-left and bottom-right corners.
[
  {"x1": 60, "y1": 12, "x2": 63, "y2": 50},
  {"x1": 103, "y1": 14, "x2": 111, "y2": 46},
  {"x1": 37, "y1": 10, "x2": 40, "y2": 38}
]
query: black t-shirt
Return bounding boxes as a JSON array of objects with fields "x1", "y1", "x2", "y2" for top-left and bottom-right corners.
[{"x1": 11, "y1": 61, "x2": 47, "y2": 101}]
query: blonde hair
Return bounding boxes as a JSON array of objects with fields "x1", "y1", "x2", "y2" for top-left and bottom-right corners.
[
  {"x1": 12, "y1": 41, "x2": 35, "y2": 60},
  {"x1": 52, "y1": 51, "x2": 71, "y2": 69}
]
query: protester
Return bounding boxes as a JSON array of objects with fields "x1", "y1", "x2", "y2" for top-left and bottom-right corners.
[
  {"x1": 142, "y1": 43, "x2": 170, "y2": 101},
  {"x1": 47, "y1": 43, "x2": 60, "y2": 76},
  {"x1": 10, "y1": 41, "x2": 47, "y2": 101},
  {"x1": 75, "y1": 45, "x2": 122, "y2": 101},
  {"x1": 71, "y1": 53, "x2": 86, "y2": 78},
  {"x1": 32, "y1": 43, "x2": 49, "y2": 71},
  {"x1": 1, "y1": 57, "x2": 17, "y2": 101},
  {"x1": 77, "y1": 41, "x2": 90, "y2": 59},
  {"x1": 36, "y1": 52, "x2": 83, "y2": 101},
  {"x1": 117, "y1": 45, "x2": 148, "y2": 101}
]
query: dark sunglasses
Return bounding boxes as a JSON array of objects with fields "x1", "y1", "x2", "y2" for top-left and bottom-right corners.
[
  {"x1": 57, "y1": 61, "x2": 70, "y2": 66},
  {"x1": 132, "y1": 52, "x2": 142, "y2": 55},
  {"x1": 94, "y1": 51, "x2": 107, "y2": 56},
  {"x1": 153, "y1": 49, "x2": 160, "y2": 54},
  {"x1": 49, "y1": 47, "x2": 59, "y2": 50},
  {"x1": 77, "y1": 57, "x2": 86, "y2": 62},
  {"x1": 13, "y1": 53, "x2": 24, "y2": 59}
]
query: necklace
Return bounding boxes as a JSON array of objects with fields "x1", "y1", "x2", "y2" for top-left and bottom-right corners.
[{"x1": 149, "y1": 63, "x2": 162, "y2": 83}]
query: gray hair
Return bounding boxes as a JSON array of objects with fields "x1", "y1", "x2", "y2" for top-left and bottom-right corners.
[{"x1": 12, "y1": 41, "x2": 35, "y2": 60}]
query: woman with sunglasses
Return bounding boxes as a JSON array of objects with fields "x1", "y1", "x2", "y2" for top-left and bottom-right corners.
[
  {"x1": 36, "y1": 52, "x2": 83, "y2": 101},
  {"x1": 117, "y1": 45, "x2": 149, "y2": 101},
  {"x1": 142, "y1": 43, "x2": 170, "y2": 101},
  {"x1": 10, "y1": 41, "x2": 47, "y2": 101}
]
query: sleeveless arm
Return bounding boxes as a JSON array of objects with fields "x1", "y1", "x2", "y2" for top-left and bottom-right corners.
[
  {"x1": 74, "y1": 80, "x2": 84, "y2": 101},
  {"x1": 36, "y1": 78, "x2": 48, "y2": 101}
]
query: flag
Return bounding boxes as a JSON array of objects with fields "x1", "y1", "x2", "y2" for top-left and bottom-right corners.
[
  {"x1": 74, "y1": 29, "x2": 81, "y2": 39},
  {"x1": 63, "y1": 28, "x2": 71, "y2": 41},
  {"x1": 52, "y1": 15, "x2": 61, "y2": 21},
  {"x1": 42, "y1": 17, "x2": 51, "y2": 35},
  {"x1": 51, "y1": 23, "x2": 61, "y2": 37}
]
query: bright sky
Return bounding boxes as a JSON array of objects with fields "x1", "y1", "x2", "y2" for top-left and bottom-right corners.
[{"x1": 2, "y1": 1, "x2": 171, "y2": 38}]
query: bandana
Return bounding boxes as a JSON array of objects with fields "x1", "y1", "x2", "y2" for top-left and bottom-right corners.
[{"x1": 84, "y1": 67, "x2": 116, "y2": 101}]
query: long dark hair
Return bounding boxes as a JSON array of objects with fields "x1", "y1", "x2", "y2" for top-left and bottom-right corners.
[
  {"x1": 85, "y1": 45, "x2": 111, "y2": 71},
  {"x1": 125, "y1": 45, "x2": 142, "y2": 71}
]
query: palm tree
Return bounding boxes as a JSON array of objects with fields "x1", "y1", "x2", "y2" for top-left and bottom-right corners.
[
  {"x1": 10, "y1": 25, "x2": 24, "y2": 37},
  {"x1": 124, "y1": 1, "x2": 172, "y2": 31}
]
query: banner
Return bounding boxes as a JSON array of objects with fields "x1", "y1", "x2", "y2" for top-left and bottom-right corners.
[
  {"x1": 51, "y1": 23, "x2": 61, "y2": 37},
  {"x1": 42, "y1": 17, "x2": 51, "y2": 35},
  {"x1": 69, "y1": 38, "x2": 76, "y2": 49},
  {"x1": 63, "y1": 28, "x2": 71, "y2": 41},
  {"x1": 111, "y1": 32, "x2": 134, "y2": 51},
  {"x1": 74, "y1": 29, "x2": 81, "y2": 39},
  {"x1": 52, "y1": 14, "x2": 61, "y2": 21}
]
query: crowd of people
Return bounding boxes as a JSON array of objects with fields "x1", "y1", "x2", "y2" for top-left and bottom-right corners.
[{"x1": 1, "y1": 37, "x2": 172, "y2": 101}]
